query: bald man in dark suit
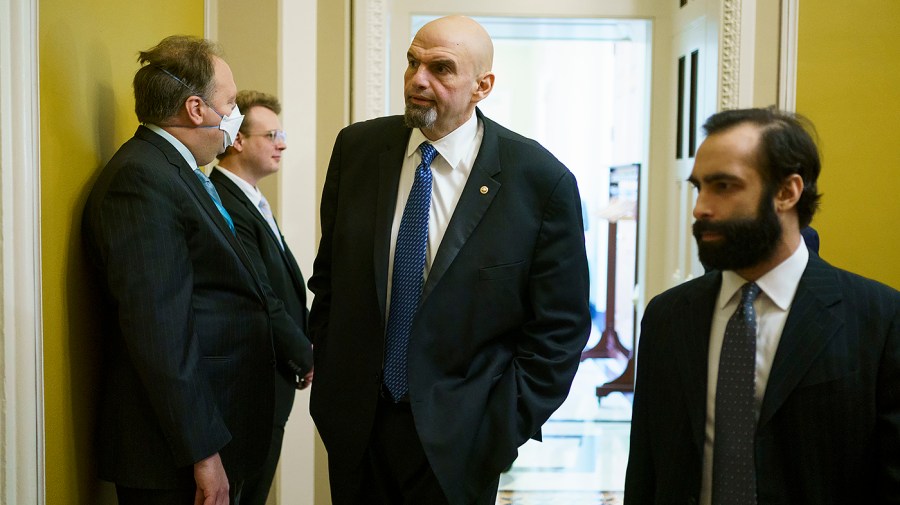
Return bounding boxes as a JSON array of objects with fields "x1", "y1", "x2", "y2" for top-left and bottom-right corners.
[{"x1": 309, "y1": 16, "x2": 591, "y2": 505}]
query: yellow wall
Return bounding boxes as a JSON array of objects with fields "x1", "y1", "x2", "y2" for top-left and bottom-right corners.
[
  {"x1": 39, "y1": 1, "x2": 203, "y2": 503},
  {"x1": 796, "y1": 0, "x2": 900, "y2": 289}
]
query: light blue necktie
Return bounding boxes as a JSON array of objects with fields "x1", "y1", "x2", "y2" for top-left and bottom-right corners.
[
  {"x1": 194, "y1": 169, "x2": 235, "y2": 235},
  {"x1": 713, "y1": 282, "x2": 761, "y2": 505},
  {"x1": 383, "y1": 142, "x2": 437, "y2": 402}
]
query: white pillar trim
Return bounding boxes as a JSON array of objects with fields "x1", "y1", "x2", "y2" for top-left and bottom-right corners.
[
  {"x1": 204, "y1": 0, "x2": 218, "y2": 41},
  {"x1": 0, "y1": 0, "x2": 45, "y2": 504},
  {"x1": 275, "y1": 0, "x2": 319, "y2": 503},
  {"x1": 779, "y1": 0, "x2": 799, "y2": 111},
  {"x1": 719, "y1": 0, "x2": 742, "y2": 110},
  {"x1": 352, "y1": 0, "x2": 389, "y2": 122}
]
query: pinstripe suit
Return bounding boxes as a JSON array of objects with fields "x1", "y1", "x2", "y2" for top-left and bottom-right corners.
[
  {"x1": 83, "y1": 125, "x2": 279, "y2": 489},
  {"x1": 625, "y1": 253, "x2": 900, "y2": 504}
]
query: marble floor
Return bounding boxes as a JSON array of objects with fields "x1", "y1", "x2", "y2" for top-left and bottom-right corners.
[{"x1": 497, "y1": 358, "x2": 632, "y2": 505}]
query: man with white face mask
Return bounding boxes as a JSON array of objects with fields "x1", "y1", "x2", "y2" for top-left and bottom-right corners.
[{"x1": 82, "y1": 35, "x2": 311, "y2": 505}]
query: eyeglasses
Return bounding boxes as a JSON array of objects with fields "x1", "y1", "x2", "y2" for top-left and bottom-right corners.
[{"x1": 243, "y1": 130, "x2": 287, "y2": 144}]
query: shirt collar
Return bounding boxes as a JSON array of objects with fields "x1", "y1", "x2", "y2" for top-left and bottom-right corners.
[
  {"x1": 718, "y1": 237, "x2": 810, "y2": 310},
  {"x1": 406, "y1": 112, "x2": 479, "y2": 169},
  {"x1": 145, "y1": 123, "x2": 199, "y2": 171},
  {"x1": 213, "y1": 165, "x2": 263, "y2": 207}
]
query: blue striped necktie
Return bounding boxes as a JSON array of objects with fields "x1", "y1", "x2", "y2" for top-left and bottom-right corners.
[
  {"x1": 194, "y1": 169, "x2": 235, "y2": 235},
  {"x1": 383, "y1": 142, "x2": 437, "y2": 402}
]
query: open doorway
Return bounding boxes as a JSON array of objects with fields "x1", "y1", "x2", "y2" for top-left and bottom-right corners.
[{"x1": 414, "y1": 15, "x2": 651, "y2": 503}]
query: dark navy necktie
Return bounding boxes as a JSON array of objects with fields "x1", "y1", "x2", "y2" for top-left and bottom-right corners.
[
  {"x1": 383, "y1": 142, "x2": 437, "y2": 402},
  {"x1": 713, "y1": 282, "x2": 761, "y2": 505},
  {"x1": 194, "y1": 169, "x2": 235, "y2": 235}
]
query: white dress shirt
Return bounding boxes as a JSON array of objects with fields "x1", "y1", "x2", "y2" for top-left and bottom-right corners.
[
  {"x1": 385, "y1": 113, "x2": 484, "y2": 318},
  {"x1": 212, "y1": 166, "x2": 283, "y2": 248},
  {"x1": 699, "y1": 239, "x2": 810, "y2": 505}
]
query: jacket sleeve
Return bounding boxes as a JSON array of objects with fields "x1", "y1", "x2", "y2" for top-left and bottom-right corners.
[
  {"x1": 513, "y1": 170, "x2": 591, "y2": 444},
  {"x1": 225, "y1": 190, "x2": 312, "y2": 381}
]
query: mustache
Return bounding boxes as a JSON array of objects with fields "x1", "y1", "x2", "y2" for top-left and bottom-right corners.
[{"x1": 692, "y1": 218, "x2": 746, "y2": 237}]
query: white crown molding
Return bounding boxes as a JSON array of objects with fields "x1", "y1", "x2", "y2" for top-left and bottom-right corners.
[{"x1": 0, "y1": 0, "x2": 45, "y2": 503}]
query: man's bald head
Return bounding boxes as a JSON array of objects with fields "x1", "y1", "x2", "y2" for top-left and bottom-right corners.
[
  {"x1": 415, "y1": 16, "x2": 494, "y2": 76},
  {"x1": 404, "y1": 16, "x2": 496, "y2": 140}
]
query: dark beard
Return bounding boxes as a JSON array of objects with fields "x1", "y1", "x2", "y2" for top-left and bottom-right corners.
[
  {"x1": 693, "y1": 193, "x2": 782, "y2": 272},
  {"x1": 404, "y1": 102, "x2": 437, "y2": 129}
]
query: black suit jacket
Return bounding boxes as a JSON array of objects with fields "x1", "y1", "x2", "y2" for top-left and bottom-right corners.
[
  {"x1": 83, "y1": 126, "x2": 277, "y2": 488},
  {"x1": 210, "y1": 167, "x2": 312, "y2": 388},
  {"x1": 625, "y1": 253, "x2": 900, "y2": 505},
  {"x1": 308, "y1": 109, "x2": 591, "y2": 505}
]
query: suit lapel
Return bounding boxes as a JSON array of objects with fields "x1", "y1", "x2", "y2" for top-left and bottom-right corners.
[
  {"x1": 212, "y1": 169, "x2": 281, "y2": 246},
  {"x1": 212, "y1": 168, "x2": 308, "y2": 301},
  {"x1": 675, "y1": 273, "x2": 720, "y2": 451},
  {"x1": 177, "y1": 166, "x2": 248, "y2": 255},
  {"x1": 373, "y1": 136, "x2": 408, "y2": 320},
  {"x1": 758, "y1": 255, "x2": 843, "y2": 428},
  {"x1": 421, "y1": 112, "x2": 500, "y2": 304},
  {"x1": 135, "y1": 128, "x2": 262, "y2": 296},
  {"x1": 135, "y1": 128, "x2": 241, "y2": 249}
]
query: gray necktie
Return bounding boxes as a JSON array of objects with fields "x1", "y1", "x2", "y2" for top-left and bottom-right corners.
[
  {"x1": 712, "y1": 282, "x2": 761, "y2": 505},
  {"x1": 258, "y1": 194, "x2": 283, "y2": 250}
]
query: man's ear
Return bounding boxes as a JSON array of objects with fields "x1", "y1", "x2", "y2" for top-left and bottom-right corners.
[
  {"x1": 183, "y1": 95, "x2": 206, "y2": 125},
  {"x1": 231, "y1": 132, "x2": 245, "y2": 153},
  {"x1": 775, "y1": 174, "x2": 804, "y2": 213},
  {"x1": 472, "y1": 71, "x2": 495, "y2": 103}
]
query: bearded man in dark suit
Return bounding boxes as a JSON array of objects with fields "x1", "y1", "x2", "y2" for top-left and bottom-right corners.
[
  {"x1": 83, "y1": 36, "x2": 311, "y2": 505},
  {"x1": 625, "y1": 107, "x2": 900, "y2": 505},
  {"x1": 308, "y1": 15, "x2": 591, "y2": 505}
]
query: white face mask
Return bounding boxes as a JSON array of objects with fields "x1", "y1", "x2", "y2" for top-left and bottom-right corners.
[
  {"x1": 155, "y1": 67, "x2": 244, "y2": 147},
  {"x1": 208, "y1": 103, "x2": 244, "y2": 148}
]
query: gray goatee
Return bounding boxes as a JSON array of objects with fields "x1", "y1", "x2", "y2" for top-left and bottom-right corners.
[{"x1": 404, "y1": 103, "x2": 437, "y2": 129}]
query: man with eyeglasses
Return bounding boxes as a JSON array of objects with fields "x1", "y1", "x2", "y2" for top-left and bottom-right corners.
[
  {"x1": 82, "y1": 37, "x2": 312, "y2": 505},
  {"x1": 210, "y1": 90, "x2": 313, "y2": 505}
]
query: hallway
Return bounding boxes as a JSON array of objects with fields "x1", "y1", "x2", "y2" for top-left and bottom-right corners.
[{"x1": 499, "y1": 358, "x2": 631, "y2": 504}]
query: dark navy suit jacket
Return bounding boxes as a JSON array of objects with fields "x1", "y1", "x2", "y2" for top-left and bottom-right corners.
[
  {"x1": 308, "y1": 109, "x2": 592, "y2": 505},
  {"x1": 625, "y1": 254, "x2": 900, "y2": 504},
  {"x1": 83, "y1": 126, "x2": 277, "y2": 487}
]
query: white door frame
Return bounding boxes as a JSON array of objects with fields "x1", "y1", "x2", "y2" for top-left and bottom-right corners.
[{"x1": 0, "y1": 0, "x2": 45, "y2": 504}]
